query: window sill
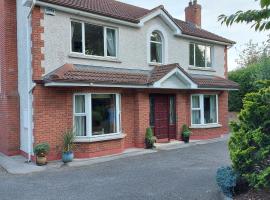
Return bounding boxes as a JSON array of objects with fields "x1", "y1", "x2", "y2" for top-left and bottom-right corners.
[
  {"x1": 188, "y1": 66, "x2": 216, "y2": 72},
  {"x1": 69, "y1": 53, "x2": 122, "y2": 63},
  {"x1": 74, "y1": 133, "x2": 126, "y2": 143},
  {"x1": 148, "y1": 62, "x2": 164, "y2": 67},
  {"x1": 190, "y1": 124, "x2": 222, "y2": 129}
]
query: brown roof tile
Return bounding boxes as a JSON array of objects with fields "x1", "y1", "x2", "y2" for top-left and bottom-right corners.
[
  {"x1": 39, "y1": 0, "x2": 234, "y2": 44},
  {"x1": 43, "y1": 63, "x2": 239, "y2": 89}
]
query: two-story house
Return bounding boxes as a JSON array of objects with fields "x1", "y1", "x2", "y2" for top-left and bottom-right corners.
[{"x1": 0, "y1": 0, "x2": 238, "y2": 161}]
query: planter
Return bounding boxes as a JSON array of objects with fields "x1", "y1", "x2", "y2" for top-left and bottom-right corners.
[
  {"x1": 36, "y1": 155, "x2": 47, "y2": 166},
  {"x1": 62, "y1": 151, "x2": 74, "y2": 163},
  {"x1": 145, "y1": 139, "x2": 154, "y2": 149},
  {"x1": 182, "y1": 136, "x2": 190, "y2": 143}
]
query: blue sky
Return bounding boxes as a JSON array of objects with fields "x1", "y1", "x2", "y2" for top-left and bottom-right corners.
[{"x1": 119, "y1": 0, "x2": 268, "y2": 71}]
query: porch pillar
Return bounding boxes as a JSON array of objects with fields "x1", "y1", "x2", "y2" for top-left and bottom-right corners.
[
  {"x1": 134, "y1": 91, "x2": 150, "y2": 148},
  {"x1": 176, "y1": 92, "x2": 190, "y2": 140}
]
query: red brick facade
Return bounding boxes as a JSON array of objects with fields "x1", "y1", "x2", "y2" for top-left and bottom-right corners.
[{"x1": 0, "y1": 0, "x2": 20, "y2": 156}]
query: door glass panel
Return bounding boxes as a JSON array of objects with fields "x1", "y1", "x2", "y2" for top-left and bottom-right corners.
[{"x1": 169, "y1": 96, "x2": 176, "y2": 125}]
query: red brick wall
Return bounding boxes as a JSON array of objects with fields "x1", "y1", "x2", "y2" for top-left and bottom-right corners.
[
  {"x1": 32, "y1": 86, "x2": 141, "y2": 160},
  {"x1": 0, "y1": 0, "x2": 20, "y2": 156}
]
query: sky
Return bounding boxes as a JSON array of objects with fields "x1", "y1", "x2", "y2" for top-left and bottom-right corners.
[{"x1": 119, "y1": 0, "x2": 269, "y2": 71}]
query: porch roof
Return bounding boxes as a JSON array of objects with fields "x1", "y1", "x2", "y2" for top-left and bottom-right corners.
[{"x1": 42, "y1": 63, "x2": 239, "y2": 90}]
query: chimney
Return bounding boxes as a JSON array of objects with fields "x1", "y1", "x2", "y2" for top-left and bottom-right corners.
[{"x1": 185, "y1": 0, "x2": 202, "y2": 28}]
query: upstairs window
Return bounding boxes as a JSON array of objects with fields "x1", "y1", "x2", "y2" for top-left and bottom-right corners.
[
  {"x1": 71, "y1": 21, "x2": 117, "y2": 57},
  {"x1": 150, "y1": 31, "x2": 163, "y2": 63},
  {"x1": 189, "y1": 43, "x2": 212, "y2": 68}
]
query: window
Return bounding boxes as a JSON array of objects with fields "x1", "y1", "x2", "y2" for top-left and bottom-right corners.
[
  {"x1": 149, "y1": 96, "x2": 155, "y2": 127},
  {"x1": 169, "y1": 96, "x2": 176, "y2": 125},
  {"x1": 189, "y1": 43, "x2": 212, "y2": 68},
  {"x1": 150, "y1": 31, "x2": 163, "y2": 63},
  {"x1": 73, "y1": 94, "x2": 121, "y2": 137},
  {"x1": 71, "y1": 21, "x2": 117, "y2": 57},
  {"x1": 191, "y1": 94, "x2": 218, "y2": 125}
]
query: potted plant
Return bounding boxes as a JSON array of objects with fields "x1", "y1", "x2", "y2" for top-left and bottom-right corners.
[
  {"x1": 33, "y1": 143, "x2": 50, "y2": 166},
  {"x1": 145, "y1": 127, "x2": 155, "y2": 149},
  {"x1": 182, "y1": 124, "x2": 191, "y2": 143},
  {"x1": 62, "y1": 129, "x2": 75, "y2": 163}
]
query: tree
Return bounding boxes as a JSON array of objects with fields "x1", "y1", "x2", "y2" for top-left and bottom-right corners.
[
  {"x1": 228, "y1": 37, "x2": 270, "y2": 111},
  {"x1": 229, "y1": 81, "x2": 270, "y2": 188},
  {"x1": 219, "y1": 0, "x2": 270, "y2": 31}
]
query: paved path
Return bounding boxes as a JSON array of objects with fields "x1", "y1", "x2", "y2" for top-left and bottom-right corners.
[{"x1": 0, "y1": 141, "x2": 230, "y2": 200}]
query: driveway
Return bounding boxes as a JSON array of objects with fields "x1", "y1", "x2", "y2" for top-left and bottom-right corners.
[{"x1": 0, "y1": 140, "x2": 230, "y2": 200}]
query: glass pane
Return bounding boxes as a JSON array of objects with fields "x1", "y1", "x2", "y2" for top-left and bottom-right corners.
[
  {"x1": 92, "y1": 94, "x2": 117, "y2": 135},
  {"x1": 151, "y1": 32, "x2": 162, "y2": 42},
  {"x1": 192, "y1": 110, "x2": 201, "y2": 124},
  {"x1": 149, "y1": 96, "x2": 155, "y2": 127},
  {"x1": 192, "y1": 96, "x2": 200, "y2": 108},
  {"x1": 75, "y1": 116, "x2": 86, "y2": 136},
  {"x1": 85, "y1": 23, "x2": 104, "y2": 56},
  {"x1": 75, "y1": 95, "x2": 85, "y2": 113},
  {"x1": 195, "y1": 44, "x2": 206, "y2": 67},
  {"x1": 151, "y1": 43, "x2": 162, "y2": 63},
  {"x1": 169, "y1": 96, "x2": 176, "y2": 125},
  {"x1": 106, "y1": 28, "x2": 116, "y2": 57},
  {"x1": 189, "y1": 43, "x2": 194, "y2": 66},
  {"x1": 71, "y1": 21, "x2": 82, "y2": 53},
  {"x1": 204, "y1": 95, "x2": 217, "y2": 124},
  {"x1": 206, "y1": 46, "x2": 212, "y2": 67}
]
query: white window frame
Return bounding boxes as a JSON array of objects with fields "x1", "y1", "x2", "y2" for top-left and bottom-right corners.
[
  {"x1": 70, "y1": 20, "x2": 118, "y2": 59},
  {"x1": 73, "y1": 93, "x2": 122, "y2": 140},
  {"x1": 149, "y1": 31, "x2": 164, "y2": 65},
  {"x1": 190, "y1": 43, "x2": 213, "y2": 68},
  {"x1": 191, "y1": 94, "x2": 219, "y2": 126}
]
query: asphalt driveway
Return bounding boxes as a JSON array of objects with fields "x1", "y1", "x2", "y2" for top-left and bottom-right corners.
[{"x1": 0, "y1": 140, "x2": 230, "y2": 200}]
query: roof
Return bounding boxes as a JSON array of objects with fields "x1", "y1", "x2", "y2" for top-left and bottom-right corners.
[
  {"x1": 38, "y1": 0, "x2": 235, "y2": 44},
  {"x1": 43, "y1": 63, "x2": 239, "y2": 90}
]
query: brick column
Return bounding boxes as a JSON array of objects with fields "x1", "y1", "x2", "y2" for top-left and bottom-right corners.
[
  {"x1": 134, "y1": 91, "x2": 149, "y2": 148},
  {"x1": 176, "y1": 92, "x2": 190, "y2": 140}
]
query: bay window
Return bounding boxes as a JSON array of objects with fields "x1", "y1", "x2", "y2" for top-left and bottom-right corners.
[
  {"x1": 71, "y1": 21, "x2": 117, "y2": 57},
  {"x1": 191, "y1": 94, "x2": 218, "y2": 125},
  {"x1": 73, "y1": 94, "x2": 121, "y2": 138},
  {"x1": 189, "y1": 43, "x2": 212, "y2": 68}
]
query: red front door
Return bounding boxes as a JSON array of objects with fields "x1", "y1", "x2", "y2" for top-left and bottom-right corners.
[{"x1": 150, "y1": 94, "x2": 176, "y2": 140}]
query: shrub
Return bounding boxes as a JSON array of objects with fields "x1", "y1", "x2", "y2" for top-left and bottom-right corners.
[
  {"x1": 182, "y1": 124, "x2": 191, "y2": 138},
  {"x1": 216, "y1": 166, "x2": 237, "y2": 197},
  {"x1": 229, "y1": 81, "x2": 270, "y2": 189},
  {"x1": 63, "y1": 129, "x2": 75, "y2": 153},
  {"x1": 33, "y1": 143, "x2": 50, "y2": 157},
  {"x1": 145, "y1": 127, "x2": 155, "y2": 149}
]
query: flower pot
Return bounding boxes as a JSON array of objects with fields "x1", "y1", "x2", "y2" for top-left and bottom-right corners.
[
  {"x1": 182, "y1": 136, "x2": 190, "y2": 143},
  {"x1": 36, "y1": 155, "x2": 47, "y2": 166},
  {"x1": 145, "y1": 139, "x2": 154, "y2": 149},
  {"x1": 62, "y1": 151, "x2": 74, "y2": 163}
]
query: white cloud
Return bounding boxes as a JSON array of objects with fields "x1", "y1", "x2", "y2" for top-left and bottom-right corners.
[{"x1": 119, "y1": 0, "x2": 269, "y2": 71}]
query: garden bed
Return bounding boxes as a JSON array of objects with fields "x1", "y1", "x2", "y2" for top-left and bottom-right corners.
[{"x1": 235, "y1": 189, "x2": 270, "y2": 200}]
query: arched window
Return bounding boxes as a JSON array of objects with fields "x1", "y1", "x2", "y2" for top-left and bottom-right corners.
[{"x1": 150, "y1": 31, "x2": 163, "y2": 63}]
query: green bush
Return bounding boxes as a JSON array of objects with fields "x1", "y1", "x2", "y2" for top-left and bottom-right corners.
[
  {"x1": 216, "y1": 166, "x2": 238, "y2": 198},
  {"x1": 229, "y1": 81, "x2": 270, "y2": 188},
  {"x1": 33, "y1": 143, "x2": 50, "y2": 156},
  {"x1": 182, "y1": 124, "x2": 191, "y2": 138},
  {"x1": 228, "y1": 57, "x2": 270, "y2": 112},
  {"x1": 145, "y1": 127, "x2": 155, "y2": 149}
]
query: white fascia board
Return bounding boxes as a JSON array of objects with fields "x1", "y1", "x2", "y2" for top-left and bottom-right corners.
[
  {"x1": 153, "y1": 68, "x2": 198, "y2": 89},
  {"x1": 35, "y1": 1, "x2": 140, "y2": 28},
  {"x1": 139, "y1": 9, "x2": 181, "y2": 35}
]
